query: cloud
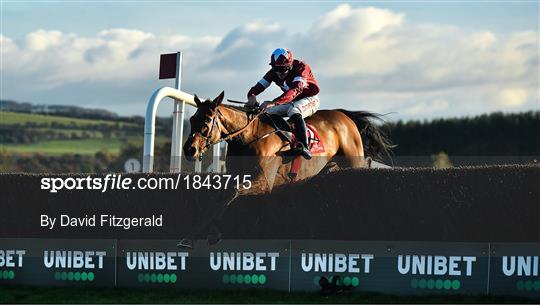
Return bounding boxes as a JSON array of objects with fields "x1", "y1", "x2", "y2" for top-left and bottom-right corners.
[
  {"x1": 25, "y1": 29, "x2": 66, "y2": 51},
  {"x1": 301, "y1": 5, "x2": 406, "y2": 76},
  {"x1": 0, "y1": 34, "x2": 17, "y2": 52},
  {"x1": 205, "y1": 21, "x2": 285, "y2": 71},
  {"x1": 1, "y1": 4, "x2": 538, "y2": 118},
  {"x1": 468, "y1": 31, "x2": 497, "y2": 49},
  {"x1": 498, "y1": 88, "x2": 528, "y2": 107},
  {"x1": 2, "y1": 28, "x2": 220, "y2": 88},
  {"x1": 1, "y1": 28, "x2": 223, "y2": 116},
  {"x1": 199, "y1": 4, "x2": 537, "y2": 118}
]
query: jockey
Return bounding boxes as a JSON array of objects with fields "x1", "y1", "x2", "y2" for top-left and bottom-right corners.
[{"x1": 247, "y1": 48, "x2": 320, "y2": 160}]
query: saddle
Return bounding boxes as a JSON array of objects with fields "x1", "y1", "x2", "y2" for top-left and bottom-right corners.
[
  {"x1": 261, "y1": 114, "x2": 324, "y2": 152},
  {"x1": 261, "y1": 114, "x2": 325, "y2": 182}
]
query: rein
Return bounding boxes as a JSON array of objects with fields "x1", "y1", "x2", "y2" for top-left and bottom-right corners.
[
  {"x1": 192, "y1": 107, "x2": 280, "y2": 161},
  {"x1": 218, "y1": 109, "x2": 261, "y2": 143},
  {"x1": 218, "y1": 111, "x2": 284, "y2": 148},
  {"x1": 194, "y1": 108, "x2": 262, "y2": 153}
]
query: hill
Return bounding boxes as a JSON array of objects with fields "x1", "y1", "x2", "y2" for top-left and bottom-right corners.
[
  {"x1": 0, "y1": 99, "x2": 538, "y2": 172},
  {"x1": 1, "y1": 99, "x2": 119, "y2": 121}
]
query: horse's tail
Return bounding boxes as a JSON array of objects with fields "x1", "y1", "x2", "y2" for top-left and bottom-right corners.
[{"x1": 336, "y1": 109, "x2": 396, "y2": 160}]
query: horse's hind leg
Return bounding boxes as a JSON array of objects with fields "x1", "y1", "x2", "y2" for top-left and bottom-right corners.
[
  {"x1": 336, "y1": 135, "x2": 367, "y2": 169},
  {"x1": 321, "y1": 161, "x2": 341, "y2": 174},
  {"x1": 339, "y1": 155, "x2": 366, "y2": 169}
]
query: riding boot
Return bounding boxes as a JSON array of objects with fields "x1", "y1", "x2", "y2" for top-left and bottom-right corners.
[{"x1": 290, "y1": 113, "x2": 312, "y2": 160}]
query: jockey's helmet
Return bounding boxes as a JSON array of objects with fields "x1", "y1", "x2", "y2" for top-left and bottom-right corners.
[{"x1": 270, "y1": 48, "x2": 293, "y2": 68}]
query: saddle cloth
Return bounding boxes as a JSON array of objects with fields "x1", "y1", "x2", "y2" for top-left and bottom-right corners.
[
  {"x1": 263, "y1": 114, "x2": 325, "y2": 154},
  {"x1": 288, "y1": 123, "x2": 325, "y2": 154},
  {"x1": 287, "y1": 123, "x2": 325, "y2": 183}
]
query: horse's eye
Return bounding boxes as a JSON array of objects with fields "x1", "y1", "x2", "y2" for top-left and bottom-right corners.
[{"x1": 205, "y1": 118, "x2": 212, "y2": 124}]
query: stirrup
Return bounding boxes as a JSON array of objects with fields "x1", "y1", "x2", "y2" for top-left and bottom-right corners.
[
  {"x1": 301, "y1": 148, "x2": 312, "y2": 160},
  {"x1": 293, "y1": 143, "x2": 312, "y2": 160}
]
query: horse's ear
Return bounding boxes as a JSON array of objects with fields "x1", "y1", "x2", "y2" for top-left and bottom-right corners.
[
  {"x1": 212, "y1": 91, "x2": 225, "y2": 108},
  {"x1": 194, "y1": 94, "x2": 202, "y2": 107}
]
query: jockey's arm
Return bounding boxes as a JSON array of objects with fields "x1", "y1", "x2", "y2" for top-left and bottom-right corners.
[
  {"x1": 247, "y1": 72, "x2": 273, "y2": 99},
  {"x1": 273, "y1": 78, "x2": 308, "y2": 105}
]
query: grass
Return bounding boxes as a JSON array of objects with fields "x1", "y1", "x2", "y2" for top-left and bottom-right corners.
[
  {"x1": 0, "y1": 111, "x2": 172, "y2": 156},
  {"x1": 0, "y1": 136, "x2": 168, "y2": 156},
  {"x1": 32, "y1": 127, "x2": 105, "y2": 137},
  {"x1": 0, "y1": 286, "x2": 538, "y2": 304},
  {"x1": 0, "y1": 138, "x2": 124, "y2": 156}
]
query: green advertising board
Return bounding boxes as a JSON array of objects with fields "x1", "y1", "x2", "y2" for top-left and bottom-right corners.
[
  {"x1": 290, "y1": 240, "x2": 489, "y2": 294},
  {"x1": 117, "y1": 240, "x2": 289, "y2": 290},
  {"x1": 0, "y1": 238, "x2": 538, "y2": 298},
  {"x1": 489, "y1": 243, "x2": 540, "y2": 296},
  {"x1": 0, "y1": 238, "x2": 115, "y2": 287}
]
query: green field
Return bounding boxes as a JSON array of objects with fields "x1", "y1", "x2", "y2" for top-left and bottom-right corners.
[
  {"x1": 0, "y1": 111, "x2": 171, "y2": 157},
  {"x1": 0, "y1": 137, "x2": 168, "y2": 156},
  {"x1": 1, "y1": 138, "x2": 125, "y2": 156},
  {"x1": 0, "y1": 286, "x2": 537, "y2": 304}
]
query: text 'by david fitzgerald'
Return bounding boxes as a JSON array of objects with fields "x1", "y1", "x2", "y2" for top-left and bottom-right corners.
[{"x1": 40, "y1": 214, "x2": 162, "y2": 230}]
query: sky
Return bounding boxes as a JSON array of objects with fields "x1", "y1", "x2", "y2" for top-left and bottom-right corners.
[{"x1": 1, "y1": 1, "x2": 539, "y2": 121}]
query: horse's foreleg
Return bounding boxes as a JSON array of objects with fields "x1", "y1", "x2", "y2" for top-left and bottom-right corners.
[
  {"x1": 204, "y1": 188, "x2": 240, "y2": 245},
  {"x1": 178, "y1": 156, "x2": 282, "y2": 249},
  {"x1": 178, "y1": 187, "x2": 238, "y2": 249},
  {"x1": 199, "y1": 156, "x2": 281, "y2": 246},
  {"x1": 204, "y1": 156, "x2": 281, "y2": 244}
]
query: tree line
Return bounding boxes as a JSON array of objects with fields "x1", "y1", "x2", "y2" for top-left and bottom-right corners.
[
  {"x1": 0, "y1": 108, "x2": 538, "y2": 172},
  {"x1": 384, "y1": 111, "x2": 540, "y2": 156}
]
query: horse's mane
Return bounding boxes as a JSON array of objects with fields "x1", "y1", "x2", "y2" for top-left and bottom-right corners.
[{"x1": 221, "y1": 104, "x2": 249, "y2": 113}]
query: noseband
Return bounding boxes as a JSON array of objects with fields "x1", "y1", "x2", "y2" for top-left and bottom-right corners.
[{"x1": 188, "y1": 114, "x2": 219, "y2": 160}]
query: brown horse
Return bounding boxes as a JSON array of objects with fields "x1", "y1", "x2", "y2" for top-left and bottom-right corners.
[{"x1": 180, "y1": 91, "x2": 393, "y2": 246}]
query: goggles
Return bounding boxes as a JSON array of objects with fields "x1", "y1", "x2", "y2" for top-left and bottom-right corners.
[{"x1": 272, "y1": 65, "x2": 291, "y2": 73}]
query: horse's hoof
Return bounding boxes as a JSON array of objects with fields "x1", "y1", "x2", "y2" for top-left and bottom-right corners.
[
  {"x1": 207, "y1": 232, "x2": 222, "y2": 246},
  {"x1": 177, "y1": 238, "x2": 194, "y2": 249}
]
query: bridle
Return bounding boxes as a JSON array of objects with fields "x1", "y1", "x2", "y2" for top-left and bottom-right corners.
[
  {"x1": 189, "y1": 108, "x2": 262, "y2": 160},
  {"x1": 189, "y1": 113, "x2": 219, "y2": 156}
]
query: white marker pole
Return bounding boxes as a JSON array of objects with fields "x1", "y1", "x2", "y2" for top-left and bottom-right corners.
[
  {"x1": 170, "y1": 51, "x2": 184, "y2": 173},
  {"x1": 212, "y1": 143, "x2": 221, "y2": 173}
]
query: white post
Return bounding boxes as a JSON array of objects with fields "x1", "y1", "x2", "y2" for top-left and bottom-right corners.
[
  {"x1": 142, "y1": 51, "x2": 227, "y2": 173},
  {"x1": 142, "y1": 88, "x2": 196, "y2": 173},
  {"x1": 170, "y1": 52, "x2": 184, "y2": 173},
  {"x1": 194, "y1": 160, "x2": 202, "y2": 173},
  {"x1": 212, "y1": 143, "x2": 221, "y2": 173},
  {"x1": 221, "y1": 142, "x2": 228, "y2": 173}
]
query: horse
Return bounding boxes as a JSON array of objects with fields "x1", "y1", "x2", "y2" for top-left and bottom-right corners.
[{"x1": 180, "y1": 91, "x2": 393, "y2": 247}]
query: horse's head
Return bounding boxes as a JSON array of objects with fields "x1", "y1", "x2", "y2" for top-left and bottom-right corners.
[{"x1": 183, "y1": 91, "x2": 224, "y2": 161}]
